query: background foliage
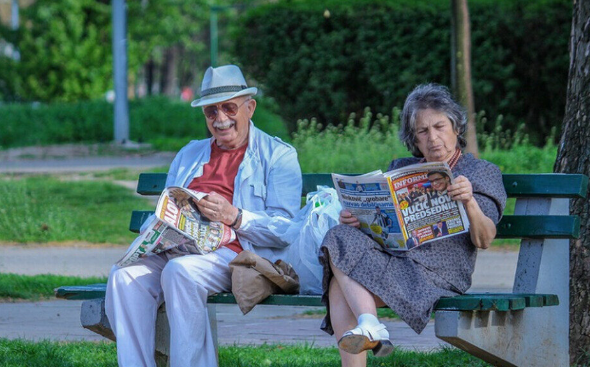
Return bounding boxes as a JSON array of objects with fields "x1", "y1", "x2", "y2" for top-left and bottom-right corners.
[
  {"x1": 0, "y1": 0, "x2": 209, "y2": 102},
  {"x1": 0, "y1": 96, "x2": 289, "y2": 151},
  {"x1": 234, "y1": 0, "x2": 572, "y2": 145}
]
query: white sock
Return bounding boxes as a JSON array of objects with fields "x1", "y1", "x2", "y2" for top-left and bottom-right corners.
[{"x1": 358, "y1": 313, "x2": 380, "y2": 327}]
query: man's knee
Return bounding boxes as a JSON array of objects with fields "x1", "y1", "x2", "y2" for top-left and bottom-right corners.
[{"x1": 161, "y1": 256, "x2": 199, "y2": 285}]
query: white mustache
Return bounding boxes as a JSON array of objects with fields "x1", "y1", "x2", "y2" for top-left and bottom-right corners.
[{"x1": 213, "y1": 120, "x2": 235, "y2": 129}]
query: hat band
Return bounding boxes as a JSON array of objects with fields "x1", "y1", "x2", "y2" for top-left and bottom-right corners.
[{"x1": 200, "y1": 85, "x2": 248, "y2": 97}]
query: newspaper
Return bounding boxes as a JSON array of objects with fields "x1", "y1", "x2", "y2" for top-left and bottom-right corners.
[
  {"x1": 116, "y1": 187, "x2": 236, "y2": 267},
  {"x1": 383, "y1": 162, "x2": 469, "y2": 249},
  {"x1": 332, "y1": 171, "x2": 406, "y2": 251},
  {"x1": 332, "y1": 162, "x2": 470, "y2": 251}
]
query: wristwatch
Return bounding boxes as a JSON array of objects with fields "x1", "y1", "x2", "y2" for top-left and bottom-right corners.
[{"x1": 230, "y1": 208, "x2": 243, "y2": 229}]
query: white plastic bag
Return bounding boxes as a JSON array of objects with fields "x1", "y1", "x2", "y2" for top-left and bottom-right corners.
[{"x1": 268, "y1": 186, "x2": 342, "y2": 294}]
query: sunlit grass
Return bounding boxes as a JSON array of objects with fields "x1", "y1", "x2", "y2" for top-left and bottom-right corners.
[
  {"x1": 0, "y1": 176, "x2": 152, "y2": 244},
  {"x1": 0, "y1": 273, "x2": 107, "y2": 301},
  {"x1": 0, "y1": 339, "x2": 490, "y2": 367}
]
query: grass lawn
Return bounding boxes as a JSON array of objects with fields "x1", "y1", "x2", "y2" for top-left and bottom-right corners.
[
  {"x1": 0, "y1": 175, "x2": 153, "y2": 245},
  {"x1": 0, "y1": 273, "x2": 107, "y2": 301},
  {"x1": 0, "y1": 339, "x2": 490, "y2": 367}
]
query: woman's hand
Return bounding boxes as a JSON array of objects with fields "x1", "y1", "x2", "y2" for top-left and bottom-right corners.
[
  {"x1": 447, "y1": 175, "x2": 474, "y2": 205},
  {"x1": 448, "y1": 175, "x2": 496, "y2": 249},
  {"x1": 196, "y1": 191, "x2": 239, "y2": 226},
  {"x1": 339, "y1": 210, "x2": 360, "y2": 228}
]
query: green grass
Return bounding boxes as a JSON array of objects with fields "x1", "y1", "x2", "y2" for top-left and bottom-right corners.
[
  {"x1": 0, "y1": 176, "x2": 153, "y2": 244},
  {"x1": 0, "y1": 274, "x2": 107, "y2": 301},
  {"x1": 0, "y1": 339, "x2": 490, "y2": 367}
]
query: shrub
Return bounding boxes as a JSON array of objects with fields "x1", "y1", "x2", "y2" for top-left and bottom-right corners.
[
  {"x1": 0, "y1": 96, "x2": 288, "y2": 150},
  {"x1": 235, "y1": 0, "x2": 571, "y2": 146}
]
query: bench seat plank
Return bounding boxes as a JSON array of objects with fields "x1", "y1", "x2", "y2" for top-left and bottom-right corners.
[{"x1": 55, "y1": 285, "x2": 558, "y2": 312}]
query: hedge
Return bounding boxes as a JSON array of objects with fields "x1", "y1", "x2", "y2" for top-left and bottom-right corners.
[{"x1": 234, "y1": 0, "x2": 572, "y2": 145}]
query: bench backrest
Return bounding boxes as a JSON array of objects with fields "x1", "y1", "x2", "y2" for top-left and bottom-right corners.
[{"x1": 130, "y1": 173, "x2": 588, "y2": 240}]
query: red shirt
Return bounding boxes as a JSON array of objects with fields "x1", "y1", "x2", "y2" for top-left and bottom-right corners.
[{"x1": 187, "y1": 141, "x2": 247, "y2": 253}]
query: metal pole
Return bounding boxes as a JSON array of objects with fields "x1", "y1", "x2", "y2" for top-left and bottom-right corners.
[
  {"x1": 210, "y1": 7, "x2": 218, "y2": 67},
  {"x1": 112, "y1": 0, "x2": 129, "y2": 144},
  {"x1": 11, "y1": 0, "x2": 18, "y2": 30}
]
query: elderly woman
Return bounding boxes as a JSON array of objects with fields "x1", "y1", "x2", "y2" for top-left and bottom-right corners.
[{"x1": 319, "y1": 83, "x2": 507, "y2": 366}]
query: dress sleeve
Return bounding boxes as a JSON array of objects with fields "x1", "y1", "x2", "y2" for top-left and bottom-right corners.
[{"x1": 468, "y1": 161, "x2": 507, "y2": 224}]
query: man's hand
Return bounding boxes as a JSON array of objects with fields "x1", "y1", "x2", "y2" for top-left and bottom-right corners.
[
  {"x1": 196, "y1": 191, "x2": 239, "y2": 226},
  {"x1": 339, "y1": 210, "x2": 360, "y2": 228}
]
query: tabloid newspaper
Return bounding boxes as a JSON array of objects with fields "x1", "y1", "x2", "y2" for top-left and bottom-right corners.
[
  {"x1": 332, "y1": 162, "x2": 470, "y2": 251},
  {"x1": 332, "y1": 171, "x2": 406, "y2": 251},
  {"x1": 116, "y1": 187, "x2": 236, "y2": 267}
]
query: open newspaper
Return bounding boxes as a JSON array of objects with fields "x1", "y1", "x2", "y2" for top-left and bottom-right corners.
[
  {"x1": 332, "y1": 162, "x2": 469, "y2": 251},
  {"x1": 116, "y1": 187, "x2": 236, "y2": 267},
  {"x1": 332, "y1": 171, "x2": 406, "y2": 251}
]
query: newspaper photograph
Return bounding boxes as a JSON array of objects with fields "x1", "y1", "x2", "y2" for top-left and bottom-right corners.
[
  {"x1": 384, "y1": 162, "x2": 470, "y2": 249},
  {"x1": 116, "y1": 187, "x2": 236, "y2": 267},
  {"x1": 332, "y1": 171, "x2": 405, "y2": 251}
]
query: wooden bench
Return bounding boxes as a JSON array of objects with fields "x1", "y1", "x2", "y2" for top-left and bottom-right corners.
[{"x1": 56, "y1": 172, "x2": 588, "y2": 367}]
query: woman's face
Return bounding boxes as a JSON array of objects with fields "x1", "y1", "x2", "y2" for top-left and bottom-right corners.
[{"x1": 414, "y1": 108, "x2": 458, "y2": 162}]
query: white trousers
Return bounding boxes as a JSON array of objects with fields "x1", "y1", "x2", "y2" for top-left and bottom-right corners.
[{"x1": 105, "y1": 247, "x2": 238, "y2": 367}]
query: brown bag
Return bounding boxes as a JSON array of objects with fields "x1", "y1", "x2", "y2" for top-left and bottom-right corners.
[{"x1": 229, "y1": 250, "x2": 299, "y2": 315}]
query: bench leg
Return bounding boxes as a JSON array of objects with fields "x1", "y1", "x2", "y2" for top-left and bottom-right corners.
[
  {"x1": 155, "y1": 303, "x2": 219, "y2": 365},
  {"x1": 208, "y1": 303, "x2": 219, "y2": 364},
  {"x1": 155, "y1": 304, "x2": 170, "y2": 367},
  {"x1": 435, "y1": 307, "x2": 568, "y2": 367},
  {"x1": 80, "y1": 298, "x2": 115, "y2": 341}
]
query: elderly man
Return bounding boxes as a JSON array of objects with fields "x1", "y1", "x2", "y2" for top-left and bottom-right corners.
[{"x1": 105, "y1": 65, "x2": 302, "y2": 367}]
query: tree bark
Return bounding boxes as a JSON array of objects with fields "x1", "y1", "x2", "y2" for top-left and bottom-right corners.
[
  {"x1": 553, "y1": 0, "x2": 590, "y2": 365},
  {"x1": 451, "y1": 0, "x2": 479, "y2": 157}
]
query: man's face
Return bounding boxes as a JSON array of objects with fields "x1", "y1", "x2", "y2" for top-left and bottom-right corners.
[
  {"x1": 202, "y1": 96, "x2": 256, "y2": 150},
  {"x1": 429, "y1": 173, "x2": 450, "y2": 192}
]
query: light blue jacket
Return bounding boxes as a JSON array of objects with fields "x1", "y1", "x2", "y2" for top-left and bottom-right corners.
[{"x1": 163, "y1": 121, "x2": 302, "y2": 261}]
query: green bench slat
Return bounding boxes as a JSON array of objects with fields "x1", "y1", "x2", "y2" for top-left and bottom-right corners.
[
  {"x1": 434, "y1": 293, "x2": 558, "y2": 311},
  {"x1": 130, "y1": 212, "x2": 581, "y2": 238},
  {"x1": 137, "y1": 173, "x2": 167, "y2": 195},
  {"x1": 130, "y1": 210, "x2": 155, "y2": 233},
  {"x1": 502, "y1": 173, "x2": 588, "y2": 198},
  {"x1": 136, "y1": 173, "x2": 589, "y2": 199},
  {"x1": 55, "y1": 284, "x2": 108, "y2": 300},
  {"x1": 496, "y1": 215, "x2": 581, "y2": 239},
  {"x1": 302, "y1": 173, "x2": 336, "y2": 196},
  {"x1": 55, "y1": 285, "x2": 559, "y2": 312},
  {"x1": 207, "y1": 293, "x2": 324, "y2": 307}
]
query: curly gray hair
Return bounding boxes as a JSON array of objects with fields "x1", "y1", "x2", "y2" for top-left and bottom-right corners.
[{"x1": 399, "y1": 83, "x2": 467, "y2": 158}]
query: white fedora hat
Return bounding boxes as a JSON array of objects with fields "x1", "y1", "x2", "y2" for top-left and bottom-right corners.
[{"x1": 191, "y1": 65, "x2": 258, "y2": 107}]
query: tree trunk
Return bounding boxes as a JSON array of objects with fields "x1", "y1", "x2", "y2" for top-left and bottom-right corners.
[
  {"x1": 450, "y1": 0, "x2": 479, "y2": 157},
  {"x1": 553, "y1": 0, "x2": 590, "y2": 365},
  {"x1": 160, "y1": 46, "x2": 178, "y2": 97}
]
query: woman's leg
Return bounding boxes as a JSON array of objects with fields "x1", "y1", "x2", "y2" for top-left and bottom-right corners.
[
  {"x1": 329, "y1": 277, "x2": 368, "y2": 367},
  {"x1": 330, "y1": 260, "x2": 393, "y2": 360},
  {"x1": 330, "y1": 261, "x2": 378, "y2": 317}
]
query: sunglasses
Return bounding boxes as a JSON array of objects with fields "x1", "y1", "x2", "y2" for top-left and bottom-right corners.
[{"x1": 203, "y1": 99, "x2": 250, "y2": 120}]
